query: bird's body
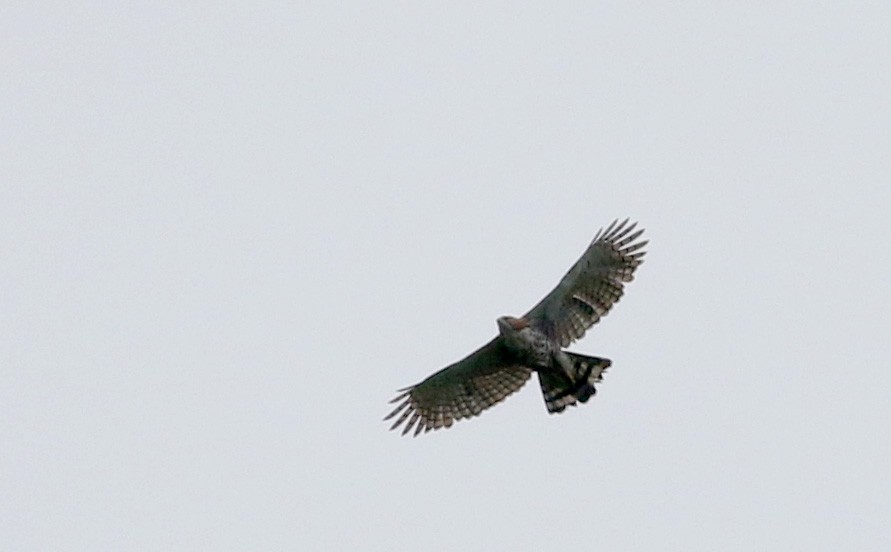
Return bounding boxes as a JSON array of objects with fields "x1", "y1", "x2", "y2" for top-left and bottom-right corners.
[
  {"x1": 496, "y1": 316, "x2": 552, "y2": 369},
  {"x1": 386, "y1": 219, "x2": 647, "y2": 436}
]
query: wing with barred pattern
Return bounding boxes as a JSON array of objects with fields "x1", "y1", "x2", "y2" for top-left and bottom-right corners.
[
  {"x1": 524, "y1": 219, "x2": 647, "y2": 347},
  {"x1": 384, "y1": 338, "x2": 532, "y2": 437}
]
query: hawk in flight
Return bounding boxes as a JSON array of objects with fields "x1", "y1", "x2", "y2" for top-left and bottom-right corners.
[{"x1": 385, "y1": 219, "x2": 647, "y2": 436}]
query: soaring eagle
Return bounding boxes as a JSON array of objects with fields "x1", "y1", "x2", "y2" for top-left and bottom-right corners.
[{"x1": 386, "y1": 219, "x2": 647, "y2": 436}]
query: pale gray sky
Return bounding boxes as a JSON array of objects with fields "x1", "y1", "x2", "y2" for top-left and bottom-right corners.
[{"x1": 3, "y1": 3, "x2": 890, "y2": 551}]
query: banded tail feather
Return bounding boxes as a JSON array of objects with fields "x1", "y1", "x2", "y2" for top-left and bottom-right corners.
[{"x1": 538, "y1": 353, "x2": 611, "y2": 413}]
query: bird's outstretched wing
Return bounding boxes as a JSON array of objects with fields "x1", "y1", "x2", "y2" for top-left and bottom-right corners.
[
  {"x1": 385, "y1": 339, "x2": 532, "y2": 437},
  {"x1": 524, "y1": 219, "x2": 647, "y2": 348}
]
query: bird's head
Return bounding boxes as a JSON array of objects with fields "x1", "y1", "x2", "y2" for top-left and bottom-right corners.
[{"x1": 496, "y1": 315, "x2": 529, "y2": 336}]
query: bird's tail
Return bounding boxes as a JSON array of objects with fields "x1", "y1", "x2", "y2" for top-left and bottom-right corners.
[{"x1": 538, "y1": 353, "x2": 611, "y2": 414}]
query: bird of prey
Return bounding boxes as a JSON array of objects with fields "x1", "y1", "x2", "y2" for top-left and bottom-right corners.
[{"x1": 385, "y1": 218, "x2": 647, "y2": 436}]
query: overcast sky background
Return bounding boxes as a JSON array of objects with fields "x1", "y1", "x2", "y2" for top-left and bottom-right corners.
[{"x1": 3, "y1": 3, "x2": 890, "y2": 551}]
